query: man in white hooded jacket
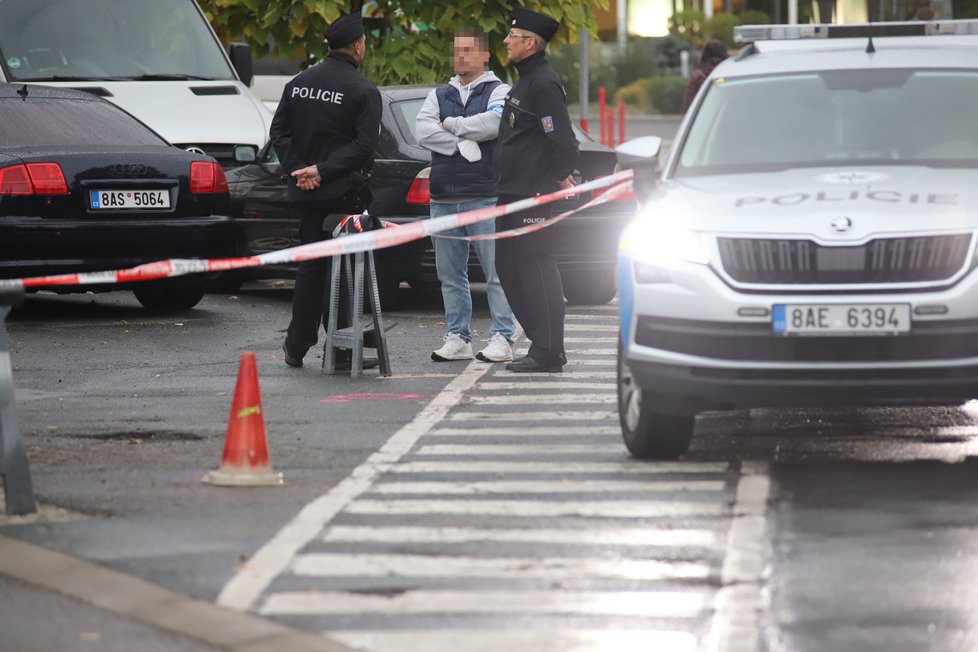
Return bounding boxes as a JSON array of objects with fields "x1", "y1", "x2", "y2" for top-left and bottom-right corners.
[{"x1": 416, "y1": 28, "x2": 517, "y2": 364}]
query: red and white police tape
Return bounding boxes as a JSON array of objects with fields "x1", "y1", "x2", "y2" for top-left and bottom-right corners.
[{"x1": 0, "y1": 169, "x2": 633, "y2": 290}]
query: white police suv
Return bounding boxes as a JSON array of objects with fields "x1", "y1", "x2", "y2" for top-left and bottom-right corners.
[{"x1": 616, "y1": 20, "x2": 978, "y2": 459}]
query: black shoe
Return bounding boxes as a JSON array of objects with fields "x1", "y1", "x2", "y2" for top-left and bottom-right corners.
[
  {"x1": 283, "y1": 341, "x2": 304, "y2": 368},
  {"x1": 334, "y1": 357, "x2": 380, "y2": 371},
  {"x1": 505, "y1": 357, "x2": 563, "y2": 373}
]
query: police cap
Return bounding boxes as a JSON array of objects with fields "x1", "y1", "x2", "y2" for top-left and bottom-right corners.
[
  {"x1": 325, "y1": 13, "x2": 364, "y2": 49},
  {"x1": 510, "y1": 8, "x2": 559, "y2": 43}
]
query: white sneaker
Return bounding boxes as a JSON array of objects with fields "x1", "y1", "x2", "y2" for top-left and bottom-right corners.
[
  {"x1": 476, "y1": 332, "x2": 514, "y2": 362},
  {"x1": 431, "y1": 333, "x2": 473, "y2": 361}
]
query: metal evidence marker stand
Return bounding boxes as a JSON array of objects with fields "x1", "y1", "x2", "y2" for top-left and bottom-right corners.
[{"x1": 0, "y1": 285, "x2": 35, "y2": 515}]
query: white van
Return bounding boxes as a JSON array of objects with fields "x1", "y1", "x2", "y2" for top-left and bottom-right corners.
[{"x1": 0, "y1": 0, "x2": 271, "y2": 168}]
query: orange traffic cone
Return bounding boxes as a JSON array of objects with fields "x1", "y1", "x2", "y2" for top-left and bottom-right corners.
[{"x1": 203, "y1": 352, "x2": 283, "y2": 486}]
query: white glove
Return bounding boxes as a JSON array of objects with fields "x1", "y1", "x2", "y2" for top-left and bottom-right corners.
[{"x1": 457, "y1": 139, "x2": 482, "y2": 163}]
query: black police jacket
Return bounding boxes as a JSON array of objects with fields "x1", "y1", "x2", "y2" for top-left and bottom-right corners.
[
  {"x1": 495, "y1": 52, "x2": 579, "y2": 197},
  {"x1": 270, "y1": 51, "x2": 382, "y2": 202}
]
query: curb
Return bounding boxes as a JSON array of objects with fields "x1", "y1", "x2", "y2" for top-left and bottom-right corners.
[{"x1": 0, "y1": 534, "x2": 357, "y2": 652}]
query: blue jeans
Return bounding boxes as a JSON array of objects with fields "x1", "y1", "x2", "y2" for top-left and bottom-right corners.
[{"x1": 430, "y1": 198, "x2": 516, "y2": 343}]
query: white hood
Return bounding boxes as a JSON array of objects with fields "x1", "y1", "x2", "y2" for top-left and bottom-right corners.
[
  {"x1": 47, "y1": 80, "x2": 271, "y2": 148},
  {"x1": 645, "y1": 166, "x2": 978, "y2": 242}
]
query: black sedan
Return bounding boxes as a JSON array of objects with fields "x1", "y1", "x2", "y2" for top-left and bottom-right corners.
[
  {"x1": 0, "y1": 83, "x2": 234, "y2": 310},
  {"x1": 224, "y1": 85, "x2": 636, "y2": 305}
]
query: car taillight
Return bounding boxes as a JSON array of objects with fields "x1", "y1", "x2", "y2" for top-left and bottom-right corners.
[
  {"x1": 0, "y1": 164, "x2": 33, "y2": 195},
  {"x1": 0, "y1": 162, "x2": 68, "y2": 195},
  {"x1": 27, "y1": 162, "x2": 69, "y2": 194},
  {"x1": 190, "y1": 161, "x2": 229, "y2": 193},
  {"x1": 406, "y1": 167, "x2": 431, "y2": 205}
]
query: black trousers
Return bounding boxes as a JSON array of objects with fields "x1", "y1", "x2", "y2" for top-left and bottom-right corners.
[
  {"x1": 495, "y1": 195, "x2": 565, "y2": 366},
  {"x1": 285, "y1": 202, "x2": 350, "y2": 355}
]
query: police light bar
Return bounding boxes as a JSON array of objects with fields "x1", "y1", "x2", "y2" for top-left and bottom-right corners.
[{"x1": 734, "y1": 19, "x2": 978, "y2": 43}]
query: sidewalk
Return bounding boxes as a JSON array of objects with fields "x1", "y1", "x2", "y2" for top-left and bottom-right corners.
[{"x1": 0, "y1": 534, "x2": 356, "y2": 652}]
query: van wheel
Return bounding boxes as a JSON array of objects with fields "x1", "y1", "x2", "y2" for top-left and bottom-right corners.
[
  {"x1": 134, "y1": 279, "x2": 206, "y2": 311},
  {"x1": 562, "y1": 270, "x2": 617, "y2": 305},
  {"x1": 617, "y1": 342, "x2": 694, "y2": 459}
]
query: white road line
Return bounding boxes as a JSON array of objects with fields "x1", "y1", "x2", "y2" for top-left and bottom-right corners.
[
  {"x1": 415, "y1": 444, "x2": 626, "y2": 456},
  {"x1": 565, "y1": 314, "x2": 618, "y2": 320},
  {"x1": 448, "y1": 411, "x2": 615, "y2": 421},
  {"x1": 469, "y1": 394, "x2": 615, "y2": 405},
  {"x1": 330, "y1": 629, "x2": 697, "y2": 652},
  {"x1": 565, "y1": 323, "x2": 618, "y2": 331},
  {"x1": 706, "y1": 461, "x2": 771, "y2": 652},
  {"x1": 429, "y1": 426, "x2": 619, "y2": 436},
  {"x1": 215, "y1": 359, "x2": 491, "y2": 612},
  {"x1": 565, "y1": 349, "x2": 617, "y2": 355},
  {"x1": 565, "y1": 337, "x2": 618, "y2": 343},
  {"x1": 369, "y1": 479, "x2": 727, "y2": 494},
  {"x1": 394, "y1": 461, "x2": 730, "y2": 474},
  {"x1": 490, "y1": 367, "x2": 615, "y2": 376},
  {"x1": 260, "y1": 590, "x2": 707, "y2": 618},
  {"x1": 346, "y1": 499, "x2": 727, "y2": 518},
  {"x1": 291, "y1": 553, "x2": 711, "y2": 581},
  {"x1": 477, "y1": 382, "x2": 613, "y2": 390},
  {"x1": 322, "y1": 525, "x2": 719, "y2": 548}
]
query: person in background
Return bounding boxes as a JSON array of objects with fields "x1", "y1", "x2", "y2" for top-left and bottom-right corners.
[
  {"x1": 682, "y1": 39, "x2": 729, "y2": 113},
  {"x1": 494, "y1": 7, "x2": 579, "y2": 373},
  {"x1": 415, "y1": 28, "x2": 517, "y2": 364},
  {"x1": 270, "y1": 13, "x2": 382, "y2": 370}
]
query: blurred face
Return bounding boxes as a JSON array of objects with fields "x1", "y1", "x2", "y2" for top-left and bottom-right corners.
[
  {"x1": 504, "y1": 28, "x2": 537, "y2": 63},
  {"x1": 454, "y1": 34, "x2": 489, "y2": 79}
]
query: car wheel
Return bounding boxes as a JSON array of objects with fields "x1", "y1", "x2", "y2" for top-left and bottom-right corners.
[
  {"x1": 133, "y1": 279, "x2": 206, "y2": 310},
  {"x1": 562, "y1": 270, "x2": 617, "y2": 305},
  {"x1": 617, "y1": 340, "x2": 694, "y2": 459}
]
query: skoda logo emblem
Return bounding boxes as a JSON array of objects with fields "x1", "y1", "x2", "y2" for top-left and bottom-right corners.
[
  {"x1": 185, "y1": 146, "x2": 207, "y2": 155},
  {"x1": 830, "y1": 216, "x2": 853, "y2": 233}
]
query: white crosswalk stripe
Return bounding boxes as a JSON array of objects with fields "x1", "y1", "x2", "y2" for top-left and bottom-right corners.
[
  {"x1": 330, "y1": 629, "x2": 697, "y2": 652},
  {"x1": 448, "y1": 411, "x2": 616, "y2": 420},
  {"x1": 368, "y1": 479, "x2": 727, "y2": 494},
  {"x1": 321, "y1": 525, "x2": 719, "y2": 547},
  {"x1": 392, "y1": 460, "x2": 730, "y2": 474},
  {"x1": 261, "y1": 590, "x2": 707, "y2": 617},
  {"x1": 415, "y1": 444, "x2": 630, "y2": 456},
  {"x1": 292, "y1": 553, "x2": 712, "y2": 581},
  {"x1": 224, "y1": 308, "x2": 767, "y2": 651},
  {"x1": 428, "y1": 426, "x2": 619, "y2": 436},
  {"x1": 469, "y1": 393, "x2": 616, "y2": 405}
]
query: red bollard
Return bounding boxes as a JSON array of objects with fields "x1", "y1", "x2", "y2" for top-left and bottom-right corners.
[
  {"x1": 580, "y1": 118, "x2": 590, "y2": 134},
  {"x1": 607, "y1": 109, "x2": 616, "y2": 149},
  {"x1": 618, "y1": 100, "x2": 626, "y2": 144},
  {"x1": 598, "y1": 86, "x2": 607, "y2": 146}
]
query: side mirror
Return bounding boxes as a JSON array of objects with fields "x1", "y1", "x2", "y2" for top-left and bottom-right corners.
[
  {"x1": 615, "y1": 136, "x2": 662, "y2": 199},
  {"x1": 233, "y1": 145, "x2": 258, "y2": 164},
  {"x1": 228, "y1": 42, "x2": 253, "y2": 87}
]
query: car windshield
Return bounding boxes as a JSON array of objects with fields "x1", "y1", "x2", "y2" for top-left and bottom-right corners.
[
  {"x1": 0, "y1": 97, "x2": 166, "y2": 146},
  {"x1": 676, "y1": 69, "x2": 978, "y2": 177},
  {"x1": 0, "y1": 0, "x2": 235, "y2": 82}
]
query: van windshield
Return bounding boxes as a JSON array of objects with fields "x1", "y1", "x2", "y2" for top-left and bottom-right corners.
[{"x1": 0, "y1": 0, "x2": 235, "y2": 82}]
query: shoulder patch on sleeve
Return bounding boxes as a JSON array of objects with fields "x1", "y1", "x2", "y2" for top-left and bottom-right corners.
[
  {"x1": 541, "y1": 116, "x2": 554, "y2": 133},
  {"x1": 489, "y1": 104, "x2": 504, "y2": 115}
]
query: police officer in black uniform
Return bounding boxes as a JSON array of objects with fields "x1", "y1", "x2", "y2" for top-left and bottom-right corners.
[
  {"x1": 495, "y1": 8, "x2": 579, "y2": 373},
  {"x1": 270, "y1": 13, "x2": 382, "y2": 369}
]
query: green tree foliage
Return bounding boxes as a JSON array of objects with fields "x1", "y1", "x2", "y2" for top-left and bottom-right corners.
[{"x1": 199, "y1": 0, "x2": 608, "y2": 85}]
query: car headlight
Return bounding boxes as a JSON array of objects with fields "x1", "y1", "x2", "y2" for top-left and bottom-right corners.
[{"x1": 619, "y1": 219, "x2": 709, "y2": 283}]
